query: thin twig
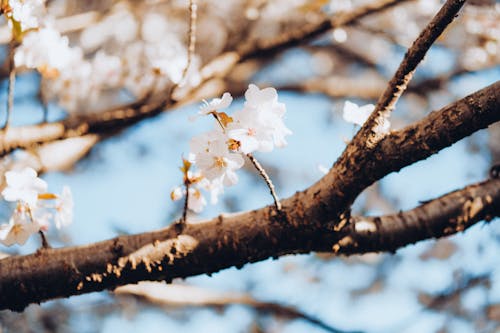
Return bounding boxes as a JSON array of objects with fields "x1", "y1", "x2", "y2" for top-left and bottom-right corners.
[
  {"x1": 357, "y1": 0, "x2": 467, "y2": 148},
  {"x1": 27, "y1": 206, "x2": 51, "y2": 249},
  {"x1": 247, "y1": 153, "x2": 282, "y2": 211},
  {"x1": 179, "y1": 0, "x2": 197, "y2": 87},
  {"x1": 3, "y1": 41, "x2": 16, "y2": 130},
  {"x1": 209, "y1": 112, "x2": 282, "y2": 211},
  {"x1": 182, "y1": 180, "x2": 190, "y2": 224},
  {"x1": 38, "y1": 231, "x2": 50, "y2": 249}
]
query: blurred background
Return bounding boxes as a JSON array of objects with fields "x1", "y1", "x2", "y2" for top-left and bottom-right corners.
[{"x1": 0, "y1": 0, "x2": 499, "y2": 332}]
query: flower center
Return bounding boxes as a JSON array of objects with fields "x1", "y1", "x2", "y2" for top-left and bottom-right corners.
[
  {"x1": 213, "y1": 156, "x2": 226, "y2": 169},
  {"x1": 11, "y1": 224, "x2": 23, "y2": 236}
]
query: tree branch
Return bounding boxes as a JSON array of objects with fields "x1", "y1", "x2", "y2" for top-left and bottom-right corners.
[
  {"x1": 304, "y1": 80, "x2": 499, "y2": 225},
  {"x1": 0, "y1": 82, "x2": 498, "y2": 310},
  {"x1": 341, "y1": 180, "x2": 499, "y2": 254},
  {"x1": 115, "y1": 283, "x2": 359, "y2": 333},
  {"x1": 355, "y1": 0, "x2": 466, "y2": 148},
  {"x1": 238, "y1": 0, "x2": 410, "y2": 61}
]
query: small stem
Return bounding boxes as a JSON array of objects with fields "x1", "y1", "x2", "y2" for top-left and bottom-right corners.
[
  {"x1": 211, "y1": 112, "x2": 225, "y2": 131},
  {"x1": 26, "y1": 205, "x2": 51, "y2": 249},
  {"x1": 167, "y1": 0, "x2": 197, "y2": 103},
  {"x1": 182, "y1": 181, "x2": 190, "y2": 223},
  {"x1": 247, "y1": 153, "x2": 282, "y2": 211},
  {"x1": 38, "y1": 231, "x2": 50, "y2": 249}
]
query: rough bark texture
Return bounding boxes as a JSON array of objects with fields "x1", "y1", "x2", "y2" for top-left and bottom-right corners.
[
  {"x1": 0, "y1": 84, "x2": 498, "y2": 311},
  {"x1": 0, "y1": 0, "x2": 498, "y2": 314},
  {"x1": 304, "y1": 81, "x2": 500, "y2": 227}
]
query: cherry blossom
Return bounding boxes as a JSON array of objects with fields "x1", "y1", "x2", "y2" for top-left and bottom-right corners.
[
  {"x1": 342, "y1": 101, "x2": 375, "y2": 126},
  {"x1": 242, "y1": 84, "x2": 292, "y2": 148},
  {"x1": 0, "y1": 167, "x2": 74, "y2": 247},
  {"x1": 191, "y1": 136, "x2": 244, "y2": 186},
  {"x1": 0, "y1": 206, "x2": 40, "y2": 246},
  {"x1": 170, "y1": 186, "x2": 208, "y2": 213},
  {"x1": 182, "y1": 84, "x2": 291, "y2": 213},
  {"x1": 199, "y1": 92, "x2": 233, "y2": 115},
  {"x1": 170, "y1": 172, "x2": 218, "y2": 213},
  {"x1": 226, "y1": 84, "x2": 291, "y2": 152},
  {"x1": 54, "y1": 186, "x2": 73, "y2": 229},
  {"x1": 186, "y1": 188, "x2": 207, "y2": 213},
  {"x1": 14, "y1": 27, "x2": 82, "y2": 77},
  {"x1": 170, "y1": 186, "x2": 184, "y2": 201},
  {"x1": 201, "y1": 177, "x2": 224, "y2": 205},
  {"x1": 189, "y1": 130, "x2": 226, "y2": 156},
  {"x1": 6, "y1": 0, "x2": 45, "y2": 32},
  {"x1": 227, "y1": 109, "x2": 274, "y2": 154},
  {"x1": 91, "y1": 51, "x2": 123, "y2": 87},
  {"x1": 2, "y1": 167, "x2": 47, "y2": 207}
]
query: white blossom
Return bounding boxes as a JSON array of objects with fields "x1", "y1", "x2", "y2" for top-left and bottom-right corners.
[
  {"x1": 342, "y1": 101, "x2": 374, "y2": 126},
  {"x1": 92, "y1": 51, "x2": 123, "y2": 87},
  {"x1": 187, "y1": 188, "x2": 207, "y2": 213},
  {"x1": 170, "y1": 185, "x2": 209, "y2": 213},
  {"x1": 170, "y1": 186, "x2": 184, "y2": 201},
  {"x1": 199, "y1": 177, "x2": 224, "y2": 205},
  {"x1": 227, "y1": 109, "x2": 274, "y2": 154},
  {"x1": 141, "y1": 12, "x2": 169, "y2": 43},
  {"x1": 54, "y1": 186, "x2": 73, "y2": 229},
  {"x1": 199, "y1": 92, "x2": 233, "y2": 115},
  {"x1": 190, "y1": 132, "x2": 244, "y2": 186},
  {"x1": 8, "y1": 0, "x2": 46, "y2": 31},
  {"x1": 189, "y1": 130, "x2": 226, "y2": 156},
  {"x1": 14, "y1": 27, "x2": 82, "y2": 76},
  {"x1": 373, "y1": 116, "x2": 391, "y2": 134},
  {"x1": 41, "y1": 59, "x2": 93, "y2": 112},
  {"x1": 2, "y1": 167, "x2": 47, "y2": 207},
  {"x1": 0, "y1": 208, "x2": 40, "y2": 246},
  {"x1": 227, "y1": 84, "x2": 291, "y2": 152}
]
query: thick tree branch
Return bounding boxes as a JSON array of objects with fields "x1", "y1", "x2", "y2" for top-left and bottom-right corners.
[
  {"x1": 0, "y1": 81, "x2": 498, "y2": 310},
  {"x1": 0, "y1": 82, "x2": 500, "y2": 310},
  {"x1": 342, "y1": 180, "x2": 500, "y2": 254},
  {"x1": 0, "y1": 0, "x2": 498, "y2": 314},
  {"x1": 0, "y1": 172, "x2": 497, "y2": 311}
]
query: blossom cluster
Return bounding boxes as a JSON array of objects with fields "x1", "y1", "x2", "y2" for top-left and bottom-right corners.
[
  {"x1": 5, "y1": 1, "x2": 198, "y2": 112},
  {"x1": 171, "y1": 84, "x2": 292, "y2": 213},
  {"x1": 2, "y1": 0, "x2": 45, "y2": 37},
  {"x1": 0, "y1": 167, "x2": 73, "y2": 246},
  {"x1": 7, "y1": 0, "x2": 123, "y2": 112}
]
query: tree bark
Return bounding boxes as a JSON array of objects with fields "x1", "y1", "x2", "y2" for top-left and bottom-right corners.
[{"x1": 0, "y1": 83, "x2": 498, "y2": 311}]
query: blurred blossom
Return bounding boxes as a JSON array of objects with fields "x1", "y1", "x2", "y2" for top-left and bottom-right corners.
[
  {"x1": 462, "y1": 47, "x2": 488, "y2": 70},
  {"x1": 92, "y1": 51, "x2": 123, "y2": 87},
  {"x1": 328, "y1": 0, "x2": 352, "y2": 13},
  {"x1": 333, "y1": 28, "x2": 348, "y2": 43},
  {"x1": 15, "y1": 26, "x2": 81, "y2": 77},
  {"x1": 80, "y1": 5, "x2": 137, "y2": 51},
  {"x1": 141, "y1": 12, "x2": 169, "y2": 43},
  {"x1": 417, "y1": 0, "x2": 441, "y2": 15},
  {"x1": 7, "y1": 0, "x2": 46, "y2": 31}
]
